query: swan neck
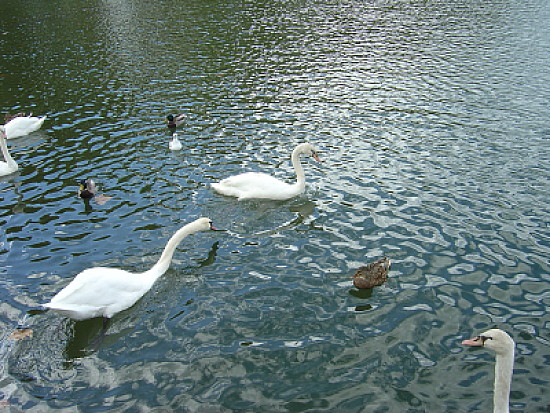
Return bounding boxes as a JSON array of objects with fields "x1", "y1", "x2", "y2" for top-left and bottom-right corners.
[
  {"x1": 493, "y1": 350, "x2": 514, "y2": 413},
  {"x1": 291, "y1": 148, "x2": 306, "y2": 190},
  {"x1": 145, "y1": 223, "x2": 198, "y2": 280},
  {"x1": 0, "y1": 134, "x2": 16, "y2": 168}
]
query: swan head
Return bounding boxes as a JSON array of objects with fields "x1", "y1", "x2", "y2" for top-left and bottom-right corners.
[
  {"x1": 192, "y1": 217, "x2": 217, "y2": 232},
  {"x1": 295, "y1": 143, "x2": 321, "y2": 162},
  {"x1": 462, "y1": 328, "x2": 515, "y2": 355}
]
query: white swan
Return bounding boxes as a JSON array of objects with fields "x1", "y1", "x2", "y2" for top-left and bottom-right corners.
[
  {"x1": 211, "y1": 143, "x2": 321, "y2": 201},
  {"x1": 169, "y1": 133, "x2": 182, "y2": 151},
  {"x1": 43, "y1": 217, "x2": 216, "y2": 321},
  {"x1": 462, "y1": 328, "x2": 515, "y2": 413},
  {"x1": 4, "y1": 114, "x2": 46, "y2": 139},
  {"x1": 0, "y1": 126, "x2": 18, "y2": 176}
]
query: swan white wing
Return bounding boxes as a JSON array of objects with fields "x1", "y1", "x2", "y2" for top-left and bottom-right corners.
[
  {"x1": 4, "y1": 116, "x2": 46, "y2": 139},
  {"x1": 212, "y1": 172, "x2": 297, "y2": 200},
  {"x1": 44, "y1": 267, "x2": 149, "y2": 319}
]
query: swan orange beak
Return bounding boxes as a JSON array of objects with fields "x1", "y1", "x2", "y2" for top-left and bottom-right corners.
[
  {"x1": 462, "y1": 336, "x2": 485, "y2": 347},
  {"x1": 312, "y1": 152, "x2": 321, "y2": 162}
]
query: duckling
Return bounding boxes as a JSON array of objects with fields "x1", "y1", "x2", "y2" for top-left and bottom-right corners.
[
  {"x1": 4, "y1": 112, "x2": 27, "y2": 123},
  {"x1": 78, "y1": 178, "x2": 112, "y2": 205},
  {"x1": 352, "y1": 257, "x2": 391, "y2": 289},
  {"x1": 78, "y1": 178, "x2": 97, "y2": 199},
  {"x1": 169, "y1": 133, "x2": 182, "y2": 151},
  {"x1": 166, "y1": 114, "x2": 185, "y2": 130}
]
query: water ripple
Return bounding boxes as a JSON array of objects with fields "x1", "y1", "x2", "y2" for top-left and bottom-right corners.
[{"x1": 1, "y1": 0, "x2": 549, "y2": 411}]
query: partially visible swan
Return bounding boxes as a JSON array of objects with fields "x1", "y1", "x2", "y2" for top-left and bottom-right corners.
[
  {"x1": 211, "y1": 143, "x2": 321, "y2": 201},
  {"x1": 4, "y1": 114, "x2": 46, "y2": 139},
  {"x1": 169, "y1": 133, "x2": 182, "y2": 151},
  {"x1": 462, "y1": 328, "x2": 515, "y2": 413},
  {"x1": 0, "y1": 125, "x2": 18, "y2": 176},
  {"x1": 43, "y1": 217, "x2": 216, "y2": 321},
  {"x1": 166, "y1": 114, "x2": 185, "y2": 130}
]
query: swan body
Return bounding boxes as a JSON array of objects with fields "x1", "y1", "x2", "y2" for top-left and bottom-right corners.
[
  {"x1": 211, "y1": 143, "x2": 321, "y2": 201},
  {"x1": 352, "y1": 257, "x2": 391, "y2": 289},
  {"x1": 462, "y1": 328, "x2": 515, "y2": 413},
  {"x1": 43, "y1": 217, "x2": 215, "y2": 320},
  {"x1": 166, "y1": 114, "x2": 185, "y2": 130},
  {"x1": 169, "y1": 133, "x2": 182, "y2": 151},
  {"x1": 0, "y1": 126, "x2": 18, "y2": 176},
  {"x1": 4, "y1": 114, "x2": 46, "y2": 139}
]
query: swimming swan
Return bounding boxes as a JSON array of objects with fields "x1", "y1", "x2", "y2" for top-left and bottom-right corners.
[
  {"x1": 0, "y1": 126, "x2": 18, "y2": 176},
  {"x1": 4, "y1": 114, "x2": 46, "y2": 139},
  {"x1": 462, "y1": 328, "x2": 515, "y2": 413},
  {"x1": 43, "y1": 217, "x2": 216, "y2": 321},
  {"x1": 169, "y1": 133, "x2": 182, "y2": 151},
  {"x1": 211, "y1": 143, "x2": 321, "y2": 201}
]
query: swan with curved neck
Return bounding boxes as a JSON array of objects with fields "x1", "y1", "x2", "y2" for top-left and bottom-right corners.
[
  {"x1": 43, "y1": 217, "x2": 216, "y2": 321},
  {"x1": 211, "y1": 143, "x2": 321, "y2": 201},
  {"x1": 4, "y1": 114, "x2": 46, "y2": 139},
  {"x1": 0, "y1": 126, "x2": 18, "y2": 176},
  {"x1": 462, "y1": 328, "x2": 515, "y2": 413}
]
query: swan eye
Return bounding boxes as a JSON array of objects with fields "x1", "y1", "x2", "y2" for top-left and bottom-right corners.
[{"x1": 478, "y1": 335, "x2": 493, "y2": 344}]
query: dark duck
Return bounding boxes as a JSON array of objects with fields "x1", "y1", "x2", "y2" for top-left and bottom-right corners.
[
  {"x1": 352, "y1": 257, "x2": 391, "y2": 289},
  {"x1": 78, "y1": 178, "x2": 97, "y2": 199},
  {"x1": 166, "y1": 114, "x2": 185, "y2": 130},
  {"x1": 78, "y1": 178, "x2": 112, "y2": 205}
]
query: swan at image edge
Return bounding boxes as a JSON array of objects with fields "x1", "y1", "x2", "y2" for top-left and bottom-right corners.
[
  {"x1": 43, "y1": 217, "x2": 216, "y2": 321},
  {"x1": 462, "y1": 328, "x2": 515, "y2": 413},
  {"x1": 0, "y1": 125, "x2": 18, "y2": 176},
  {"x1": 211, "y1": 143, "x2": 321, "y2": 201},
  {"x1": 4, "y1": 115, "x2": 46, "y2": 139}
]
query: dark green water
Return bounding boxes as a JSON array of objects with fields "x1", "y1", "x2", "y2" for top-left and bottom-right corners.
[{"x1": 1, "y1": 0, "x2": 549, "y2": 411}]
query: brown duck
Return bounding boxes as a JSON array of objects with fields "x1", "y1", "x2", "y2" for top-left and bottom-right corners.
[{"x1": 352, "y1": 257, "x2": 391, "y2": 289}]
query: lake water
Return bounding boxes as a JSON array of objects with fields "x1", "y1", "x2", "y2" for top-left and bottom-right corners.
[{"x1": 1, "y1": 0, "x2": 549, "y2": 411}]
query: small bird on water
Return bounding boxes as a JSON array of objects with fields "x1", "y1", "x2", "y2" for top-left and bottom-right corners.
[
  {"x1": 352, "y1": 257, "x2": 391, "y2": 289},
  {"x1": 78, "y1": 178, "x2": 112, "y2": 205},
  {"x1": 166, "y1": 114, "x2": 185, "y2": 130}
]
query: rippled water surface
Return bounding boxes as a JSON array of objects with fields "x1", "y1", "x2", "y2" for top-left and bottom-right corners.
[{"x1": 1, "y1": 0, "x2": 549, "y2": 411}]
